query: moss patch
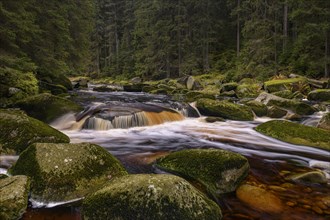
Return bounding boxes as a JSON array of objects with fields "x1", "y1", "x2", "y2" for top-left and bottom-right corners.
[
  {"x1": 9, "y1": 143, "x2": 128, "y2": 202},
  {"x1": 0, "y1": 109, "x2": 69, "y2": 155},
  {"x1": 264, "y1": 78, "x2": 307, "y2": 93},
  {"x1": 155, "y1": 149, "x2": 249, "y2": 197},
  {"x1": 83, "y1": 174, "x2": 222, "y2": 220},
  {"x1": 196, "y1": 98, "x2": 254, "y2": 121},
  {"x1": 255, "y1": 120, "x2": 330, "y2": 151},
  {"x1": 12, "y1": 93, "x2": 82, "y2": 123},
  {"x1": 245, "y1": 101, "x2": 268, "y2": 117},
  {"x1": 307, "y1": 89, "x2": 330, "y2": 102}
]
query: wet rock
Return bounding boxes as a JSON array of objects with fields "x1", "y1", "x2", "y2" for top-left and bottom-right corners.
[
  {"x1": 83, "y1": 174, "x2": 222, "y2": 220},
  {"x1": 11, "y1": 93, "x2": 82, "y2": 123},
  {"x1": 245, "y1": 100, "x2": 268, "y2": 117},
  {"x1": 255, "y1": 120, "x2": 330, "y2": 151},
  {"x1": 287, "y1": 171, "x2": 327, "y2": 184},
  {"x1": 93, "y1": 85, "x2": 120, "y2": 92},
  {"x1": 284, "y1": 112, "x2": 302, "y2": 121},
  {"x1": 236, "y1": 184, "x2": 283, "y2": 214},
  {"x1": 267, "y1": 106, "x2": 287, "y2": 118},
  {"x1": 264, "y1": 77, "x2": 308, "y2": 93},
  {"x1": 255, "y1": 92, "x2": 316, "y2": 115},
  {"x1": 196, "y1": 98, "x2": 254, "y2": 121},
  {"x1": 307, "y1": 89, "x2": 330, "y2": 102},
  {"x1": 0, "y1": 109, "x2": 69, "y2": 155},
  {"x1": 123, "y1": 83, "x2": 146, "y2": 92},
  {"x1": 155, "y1": 149, "x2": 249, "y2": 196},
  {"x1": 272, "y1": 90, "x2": 294, "y2": 99},
  {"x1": 9, "y1": 143, "x2": 128, "y2": 202},
  {"x1": 204, "y1": 117, "x2": 225, "y2": 123},
  {"x1": 317, "y1": 112, "x2": 330, "y2": 130},
  {"x1": 0, "y1": 175, "x2": 30, "y2": 220},
  {"x1": 220, "y1": 82, "x2": 238, "y2": 92}
]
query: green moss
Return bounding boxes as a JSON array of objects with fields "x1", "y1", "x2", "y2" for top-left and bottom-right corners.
[
  {"x1": 255, "y1": 120, "x2": 330, "y2": 151},
  {"x1": 264, "y1": 78, "x2": 307, "y2": 93},
  {"x1": 196, "y1": 98, "x2": 254, "y2": 121},
  {"x1": 10, "y1": 143, "x2": 128, "y2": 202},
  {"x1": 245, "y1": 101, "x2": 268, "y2": 117},
  {"x1": 220, "y1": 82, "x2": 238, "y2": 92},
  {"x1": 272, "y1": 90, "x2": 294, "y2": 99},
  {"x1": 0, "y1": 109, "x2": 69, "y2": 155},
  {"x1": 236, "y1": 83, "x2": 261, "y2": 98},
  {"x1": 155, "y1": 149, "x2": 249, "y2": 197},
  {"x1": 307, "y1": 89, "x2": 330, "y2": 102},
  {"x1": 12, "y1": 93, "x2": 82, "y2": 123},
  {"x1": 83, "y1": 174, "x2": 222, "y2": 220}
]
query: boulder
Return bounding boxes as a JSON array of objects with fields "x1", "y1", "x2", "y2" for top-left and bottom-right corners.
[
  {"x1": 0, "y1": 109, "x2": 69, "y2": 155},
  {"x1": 264, "y1": 77, "x2": 308, "y2": 93},
  {"x1": 83, "y1": 174, "x2": 222, "y2": 220},
  {"x1": 286, "y1": 171, "x2": 327, "y2": 184},
  {"x1": 307, "y1": 89, "x2": 330, "y2": 102},
  {"x1": 184, "y1": 92, "x2": 215, "y2": 103},
  {"x1": 155, "y1": 149, "x2": 249, "y2": 196},
  {"x1": 39, "y1": 81, "x2": 68, "y2": 95},
  {"x1": 236, "y1": 184, "x2": 283, "y2": 214},
  {"x1": 0, "y1": 175, "x2": 30, "y2": 220},
  {"x1": 12, "y1": 93, "x2": 82, "y2": 123},
  {"x1": 196, "y1": 98, "x2": 254, "y2": 121},
  {"x1": 255, "y1": 92, "x2": 316, "y2": 115},
  {"x1": 317, "y1": 112, "x2": 330, "y2": 130},
  {"x1": 130, "y1": 77, "x2": 142, "y2": 84},
  {"x1": 267, "y1": 106, "x2": 287, "y2": 118},
  {"x1": 218, "y1": 90, "x2": 237, "y2": 98},
  {"x1": 220, "y1": 82, "x2": 238, "y2": 92},
  {"x1": 204, "y1": 117, "x2": 225, "y2": 123},
  {"x1": 9, "y1": 143, "x2": 128, "y2": 202},
  {"x1": 73, "y1": 78, "x2": 89, "y2": 89},
  {"x1": 123, "y1": 83, "x2": 146, "y2": 92},
  {"x1": 245, "y1": 101, "x2": 268, "y2": 117},
  {"x1": 236, "y1": 83, "x2": 261, "y2": 98},
  {"x1": 271, "y1": 90, "x2": 293, "y2": 99},
  {"x1": 255, "y1": 120, "x2": 330, "y2": 151}
]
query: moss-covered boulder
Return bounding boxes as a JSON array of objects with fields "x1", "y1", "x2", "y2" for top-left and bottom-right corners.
[
  {"x1": 0, "y1": 175, "x2": 30, "y2": 220},
  {"x1": 272, "y1": 90, "x2": 294, "y2": 99},
  {"x1": 267, "y1": 106, "x2": 287, "y2": 118},
  {"x1": 255, "y1": 92, "x2": 316, "y2": 115},
  {"x1": 9, "y1": 143, "x2": 128, "y2": 202},
  {"x1": 83, "y1": 174, "x2": 222, "y2": 220},
  {"x1": 196, "y1": 98, "x2": 254, "y2": 121},
  {"x1": 220, "y1": 82, "x2": 238, "y2": 92},
  {"x1": 155, "y1": 149, "x2": 249, "y2": 197},
  {"x1": 255, "y1": 120, "x2": 330, "y2": 151},
  {"x1": 12, "y1": 93, "x2": 82, "y2": 123},
  {"x1": 317, "y1": 112, "x2": 330, "y2": 130},
  {"x1": 245, "y1": 100, "x2": 268, "y2": 117},
  {"x1": 236, "y1": 83, "x2": 261, "y2": 98},
  {"x1": 264, "y1": 77, "x2": 308, "y2": 93},
  {"x1": 307, "y1": 89, "x2": 330, "y2": 102},
  {"x1": 0, "y1": 109, "x2": 69, "y2": 155}
]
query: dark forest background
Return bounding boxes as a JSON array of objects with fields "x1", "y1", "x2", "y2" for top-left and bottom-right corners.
[{"x1": 1, "y1": 0, "x2": 329, "y2": 82}]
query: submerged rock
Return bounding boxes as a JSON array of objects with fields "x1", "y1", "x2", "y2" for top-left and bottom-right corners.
[
  {"x1": 287, "y1": 171, "x2": 327, "y2": 184},
  {"x1": 155, "y1": 149, "x2": 249, "y2": 197},
  {"x1": 196, "y1": 98, "x2": 254, "y2": 121},
  {"x1": 9, "y1": 143, "x2": 128, "y2": 202},
  {"x1": 317, "y1": 112, "x2": 330, "y2": 130},
  {"x1": 307, "y1": 89, "x2": 330, "y2": 102},
  {"x1": 255, "y1": 92, "x2": 316, "y2": 115},
  {"x1": 0, "y1": 109, "x2": 69, "y2": 155},
  {"x1": 83, "y1": 174, "x2": 222, "y2": 220},
  {"x1": 236, "y1": 184, "x2": 283, "y2": 214},
  {"x1": 12, "y1": 93, "x2": 82, "y2": 123},
  {"x1": 255, "y1": 120, "x2": 330, "y2": 151},
  {"x1": 0, "y1": 175, "x2": 30, "y2": 220}
]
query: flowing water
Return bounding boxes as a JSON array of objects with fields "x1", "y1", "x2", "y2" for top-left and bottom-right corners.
[{"x1": 1, "y1": 89, "x2": 329, "y2": 219}]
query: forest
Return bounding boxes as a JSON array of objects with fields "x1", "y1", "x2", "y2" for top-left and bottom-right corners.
[{"x1": 1, "y1": 0, "x2": 329, "y2": 83}]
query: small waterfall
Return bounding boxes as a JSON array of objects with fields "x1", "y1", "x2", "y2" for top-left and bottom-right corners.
[{"x1": 83, "y1": 110, "x2": 184, "y2": 130}]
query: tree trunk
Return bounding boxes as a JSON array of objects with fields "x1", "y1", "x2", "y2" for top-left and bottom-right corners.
[
  {"x1": 283, "y1": 1, "x2": 288, "y2": 51},
  {"x1": 237, "y1": 0, "x2": 240, "y2": 57},
  {"x1": 325, "y1": 32, "x2": 329, "y2": 78}
]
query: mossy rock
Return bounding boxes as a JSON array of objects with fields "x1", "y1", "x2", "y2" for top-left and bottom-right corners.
[
  {"x1": 220, "y1": 82, "x2": 238, "y2": 92},
  {"x1": 218, "y1": 90, "x2": 237, "y2": 98},
  {"x1": 37, "y1": 70, "x2": 73, "y2": 90},
  {"x1": 272, "y1": 90, "x2": 294, "y2": 99},
  {"x1": 245, "y1": 100, "x2": 268, "y2": 117},
  {"x1": 39, "y1": 81, "x2": 68, "y2": 95},
  {"x1": 196, "y1": 98, "x2": 254, "y2": 121},
  {"x1": 255, "y1": 92, "x2": 316, "y2": 115},
  {"x1": 142, "y1": 85, "x2": 158, "y2": 93},
  {"x1": 255, "y1": 120, "x2": 330, "y2": 151},
  {"x1": 83, "y1": 174, "x2": 222, "y2": 220},
  {"x1": 12, "y1": 93, "x2": 82, "y2": 123},
  {"x1": 317, "y1": 112, "x2": 330, "y2": 130},
  {"x1": 0, "y1": 109, "x2": 69, "y2": 155},
  {"x1": 267, "y1": 106, "x2": 287, "y2": 118},
  {"x1": 0, "y1": 175, "x2": 30, "y2": 220},
  {"x1": 236, "y1": 83, "x2": 261, "y2": 98},
  {"x1": 307, "y1": 89, "x2": 330, "y2": 102},
  {"x1": 184, "y1": 92, "x2": 215, "y2": 103},
  {"x1": 155, "y1": 149, "x2": 249, "y2": 197},
  {"x1": 264, "y1": 77, "x2": 308, "y2": 93},
  {"x1": 123, "y1": 83, "x2": 146, "y2": 92},
  {"x1": 9, "y1": 143, "x2": 128, "y2": 202}
]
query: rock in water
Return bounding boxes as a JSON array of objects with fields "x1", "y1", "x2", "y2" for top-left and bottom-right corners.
[
  {"x1": 196, "y1": 98, "x2": 254, "y2": 121},
  {"x1": 287, "y1": 171, "x2": 327, "y2": 184},
  {"x1": 155, "y1": 149, "x2": 249, "y2": 197},
  {"x1": 236, "y1": 184, "x2": 283, "y2": 214},
  {"x1": 83, "y1": 174, "x2": 222, "y2": 220},
  {"x1": 0, "y1": 175, "x2": 30, "y2": 220},
  {"x1": 9, "y1": 143, "x2": 128, "y2": 202},
  {"x1": 307, "y1": 89, "x2": 330, "y2": 102},
  {"x1": 0, "y1": 109, "x2": 69, "y2": 155},
  {"x1": 255, "y1": 120, "x2": 330, "y2": 151},
  {"x1": 317, "y1": 112, "x2": 330, "y2": 130},
  {"x1": 11, "y1": 93, "x2": 82, "y2": 123}
]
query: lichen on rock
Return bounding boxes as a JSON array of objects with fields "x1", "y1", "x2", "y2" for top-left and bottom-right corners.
[{"x1": 83, "y1": 174, "x2": 222, "y2": 220}]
